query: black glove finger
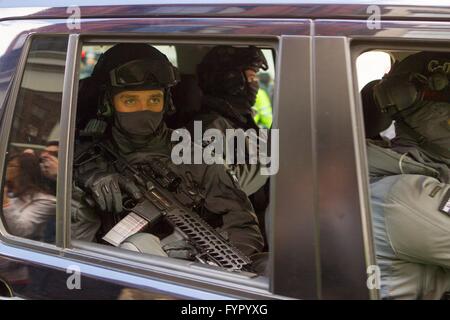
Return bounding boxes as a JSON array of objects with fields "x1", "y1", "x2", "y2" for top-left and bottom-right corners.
[
  {"x1": 110, "y1": 179, "x2": 123, "y2": 214},
  {"x1": 101, "y1": 182, "x2": 114, "y2": 213},
  {"x1": 92, "y1": 186, "x2": 106, "y2": 211},
  {"x1": 166, "y1": 249, "x2": 196, "y2": 260},
  {"x1": 118, "y1": 176, "x2": 143, "y2": 201}
]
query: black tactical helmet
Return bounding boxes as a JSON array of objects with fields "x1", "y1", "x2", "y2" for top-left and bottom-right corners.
[
  {"x1": 92, "y1": 43, "x2": 179, "y2": 89},
  {"x1": 373, "y1": 51, "x2": 450, "y2": 114},
  {"x1": 197, "y1": 45, "x2": 268, "y2": 97},
  {"x1": 373, "y1": 51, "x2": 450, "y2": 159},
  {"x1": 92, "y1": 43, "x2": 180, "y2": 116}
]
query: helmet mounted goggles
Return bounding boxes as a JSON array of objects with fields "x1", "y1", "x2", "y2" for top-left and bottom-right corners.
[{"x1": 109, "y1": 59, "x2": 180, "y2": 88}]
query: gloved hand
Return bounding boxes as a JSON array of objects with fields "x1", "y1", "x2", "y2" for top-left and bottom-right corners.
[
  {"x1": 83, "y1": 172, "x2": 142, "y2": 214},
  {"x1": 162, "y1": 239, "x2": 198, "y2": 261}
]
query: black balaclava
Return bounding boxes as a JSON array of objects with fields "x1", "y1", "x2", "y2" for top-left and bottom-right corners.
[
  {"x1": 221, "y1": 66, "x2": 260, "y2": 110},
  {"x1": 198, "y1": 45, "x2": 268, "y2": 113},
  {"x1": 110, "y1": 84, "x2": 166, "y2": 142},
  {"x1": 109, "y1": 83, "x2": 169, "y2": 152},
  {"x1": 246, "y1": 77, "x2": 260, "y2": 106},
  {"x1": 114, "y1": 110, "x2": 163, "y2": 136}
]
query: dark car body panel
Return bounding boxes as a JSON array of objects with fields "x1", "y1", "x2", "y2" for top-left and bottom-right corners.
[
  {"x1": 0, "y1": 0, "x2": 447, "y2": 300},
  {"x1": 1, "y1": 1, "x2": 450, "y2": 22}
]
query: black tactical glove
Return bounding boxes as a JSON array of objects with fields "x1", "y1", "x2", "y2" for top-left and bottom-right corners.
[{"x1": 83, "y1": 172, "x2": 142, "y2": 214}]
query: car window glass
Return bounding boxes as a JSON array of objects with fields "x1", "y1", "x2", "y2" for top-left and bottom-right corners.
[
  {"x1": 356, "y1": 48, "x2": 450, "y2": 300},
  {"x1": 72, "y1": 41, "x2": 277, "y2": 280},
  {"x1": 0, "y1": 36, "x2": 68, "y2": 244}
]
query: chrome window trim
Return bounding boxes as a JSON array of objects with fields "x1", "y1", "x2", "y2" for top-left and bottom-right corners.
[
  {"x1": 68, "y1": 240, "x2": 282, "y2": 299},
  {"x1": 0, "y1": 34, "x2": 69, "y2": 254},
  {"x1": 57, "y1": 34, "x2": 80, "y2": 248}
]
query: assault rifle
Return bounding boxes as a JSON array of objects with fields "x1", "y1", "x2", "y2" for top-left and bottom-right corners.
[{"x1": 93, "y1": 142, "x2": 252, "y2": 272}]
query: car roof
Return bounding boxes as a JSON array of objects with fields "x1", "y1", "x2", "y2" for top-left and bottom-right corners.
[{"x1": 2, "y1": 1, "x2": 450, "y2": 22}]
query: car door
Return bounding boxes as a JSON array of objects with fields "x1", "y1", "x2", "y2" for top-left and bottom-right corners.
[
  {"x1": 314, "y1": 14, "x2": 450, "y2": 299},
  {"x1": 0, "y1": 10, "x2": 318, "y2": 299}
]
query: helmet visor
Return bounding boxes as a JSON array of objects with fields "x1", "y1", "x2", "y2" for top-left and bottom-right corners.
[{"x1": 109, "y1": 59, "x2": 180, "y2": 88}]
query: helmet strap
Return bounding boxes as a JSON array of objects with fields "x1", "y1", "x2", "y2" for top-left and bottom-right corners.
[
  {"x1": 164, "y1": 88, "x2": 176, "y2": 115},
  {"x1": 98, "y1": 85, "x2": 114, "y2": 118}
]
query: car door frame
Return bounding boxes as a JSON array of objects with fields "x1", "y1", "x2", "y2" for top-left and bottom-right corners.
[{"x1": 0, "y1": 16, "x2": 321, "y2": 300}]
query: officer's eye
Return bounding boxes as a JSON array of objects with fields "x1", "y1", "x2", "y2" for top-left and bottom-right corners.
[
  {"x1": 148, "y1": 97, "x2": 161, "y2": 104},
  {"x1": 123, "y1": 98, "x2": 137, "y2": 105}
]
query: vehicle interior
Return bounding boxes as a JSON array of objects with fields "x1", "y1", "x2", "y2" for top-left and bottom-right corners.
[
  {"x1": 2, "y1": 33, "x2": 448, "y2": 297},
  {"x1": 358, "y1": 48, "x2": 450, "y2": 300},
  {"x1": 76, "y1": 43, "x2": 276, "y2": 130},
  {"x1": 73, "y1": 42, "x2": 276, "y2": 277}
]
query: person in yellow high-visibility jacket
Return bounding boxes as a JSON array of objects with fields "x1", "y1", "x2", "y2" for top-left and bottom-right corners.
[{"x1": 252, "y1": 88, "x2": 273, "y2": 129}]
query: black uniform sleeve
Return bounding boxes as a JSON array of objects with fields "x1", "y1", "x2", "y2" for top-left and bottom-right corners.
[{"x1": 190, "y1": 163, "x2": 265, "y2": 256}]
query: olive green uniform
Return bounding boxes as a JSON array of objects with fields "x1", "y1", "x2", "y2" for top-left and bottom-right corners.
[{"x1": 368, "y1": 140, "x2": 450, "y2": 299}]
